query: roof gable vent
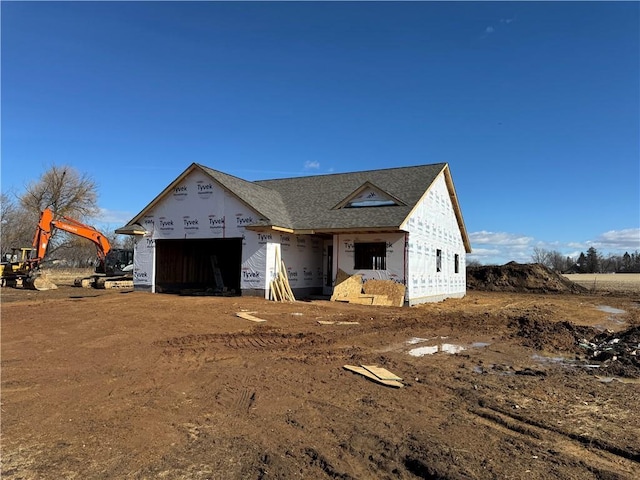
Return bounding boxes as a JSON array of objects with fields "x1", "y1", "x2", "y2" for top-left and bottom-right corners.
[{"x1": 333, "y1": 181, "x2": 405, "y2": 209}]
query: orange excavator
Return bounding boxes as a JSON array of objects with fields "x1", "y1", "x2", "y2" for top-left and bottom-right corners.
[{"x1": 11, "y1": 208, "x2": 133, "y2": 290}]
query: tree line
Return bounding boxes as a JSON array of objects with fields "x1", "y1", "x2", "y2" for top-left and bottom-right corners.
[
  {"x1": 1, "y1": 165, "x2": 132, "y2": 267},
  {"x1": 531, "y1": 246, "x2": 640, "y2": 274}
]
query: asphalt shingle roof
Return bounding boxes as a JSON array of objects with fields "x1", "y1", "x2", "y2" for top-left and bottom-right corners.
[
  {"x1": 254, "y1": 163, "x2": 446, "y2": 230},
  {"x1": 124, "y1": 162, "x2": 457, "y2": 236},
  {"x1": 197, "y1": 166, "x2": 292, "y2": 228},
  {"x1": 198, "y1": 163, "x2": 446, "y2": 231}
]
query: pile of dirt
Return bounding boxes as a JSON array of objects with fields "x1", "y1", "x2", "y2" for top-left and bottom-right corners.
[
  {"x1": 467, "y1": 262, "x2": 588, "y2": 294},
  {"x1": 510, "y1": 315, "x2": 596, "y2": 352}
]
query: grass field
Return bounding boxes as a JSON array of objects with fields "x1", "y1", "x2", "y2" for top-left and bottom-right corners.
[{"x1": 563, "y1": 273, "x2": 640, "y2": 294}]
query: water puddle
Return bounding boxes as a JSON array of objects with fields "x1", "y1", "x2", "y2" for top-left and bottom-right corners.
[
  {"x1": 593, "y1": 305, "x2": 627, "y2": 330},
  {"x1": 407, "y1": 339, "x2": 490, "y2": 357},
  {"x1": 531, "y1": 354, "x2": 572, "y2": 365},
  {"x1": 408, "y1": 345, "x2": 439, "y2": 356},
  {"x1": 596, "y1": 305, "x2": 626, "y2": 314},
  {"x1": 406, "y1": 337, "x2": 437, "y2": 345},
  {"x1": 595, "y1": 376, "x2": 640, "y2": 385}
]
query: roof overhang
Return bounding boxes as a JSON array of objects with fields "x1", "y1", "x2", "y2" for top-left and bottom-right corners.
[
  {"x1": 245, "y1": 225, "x2": 406, "y2": 236},
  {"x1": 399, "y1": 164, "x2": 472, "y2": 253},
  {"x1": 115, "y1": 224, "x2": 147, "y2": 236}
]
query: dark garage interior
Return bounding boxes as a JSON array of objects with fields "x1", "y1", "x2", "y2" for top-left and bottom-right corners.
[{"x1": 154, "y1": 238, "x2": 242, "y2": 294}]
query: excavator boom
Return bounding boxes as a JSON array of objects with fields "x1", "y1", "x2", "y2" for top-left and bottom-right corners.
[
  {"x1": 29, "y1": 208, "x2": 112, "y2": 268},
  {"x1": 15, "y1": 208, "x2": 132, "y2": 291}
]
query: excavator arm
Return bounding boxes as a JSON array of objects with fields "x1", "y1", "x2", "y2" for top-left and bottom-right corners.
[
  {"x1": 27, "y1": 209, "x2": 54, "y2": 270},
  {"x1": 16, "y1": 208, "x2": 132, "y2": 291},
  {"x1": 29, "y1": 208, "x2": 112, "y2": 271}
]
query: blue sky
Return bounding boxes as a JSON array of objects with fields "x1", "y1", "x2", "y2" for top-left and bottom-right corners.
[{"x1": 2, "y1": 1, "x2": 639, "y2": 265}]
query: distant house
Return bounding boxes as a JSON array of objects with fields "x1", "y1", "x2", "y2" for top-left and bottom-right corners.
[{"x1": 116, "y1": 162, "x2": 471, "y2": 305}]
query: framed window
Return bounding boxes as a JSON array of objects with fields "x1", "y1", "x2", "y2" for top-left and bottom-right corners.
[
  {"x1": 436, "y1": 249, "x2": 442, "y2": 272},
  {"x1": 354, "y1": 242, "x2": 387, "y2": 270},
  {"x1": 454, "y1": 254, "x2": 459, "y2": 274}
]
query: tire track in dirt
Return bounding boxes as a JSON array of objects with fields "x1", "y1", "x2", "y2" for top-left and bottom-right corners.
[
  {"x1": 153, "y1": 331, "x2": 330, "y2": 370},
  {"x1": 469, "y1": 404, "x2": 639, "y2": 479}
]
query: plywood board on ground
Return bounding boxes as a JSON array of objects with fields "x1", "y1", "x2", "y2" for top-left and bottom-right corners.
[
  {"x1": 348, "y1": 295, "x2": 375, "y2": 305},
  {"x1": 236, "y1": 312, "x2": 267, "y2": 323},
  {"x1": 317, "y1": 320, "x2": 360, "y2": 325},
  {"x1": 363, "y1": 279, "x2": 406, "y2": 307},
  {"x1": 371, "y1": 295, "x2": 393, "y2": 306},
  {"x1": 343, "y1": 365, "x2": 403, "y2": 388},
  {"x1": 361, "y1": 365, "x2": 403, "y2": 381}
]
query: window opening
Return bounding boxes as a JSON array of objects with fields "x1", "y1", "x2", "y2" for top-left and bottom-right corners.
[
  {"x1": 354, "y1": 242, "x2": 387, "y2": 270},
  {"x1": 454, "y1": 254, "x2": 459, "y2": 274},
  {"x1": 436, "y1": 249, "x2": 442, "y2": 272}
]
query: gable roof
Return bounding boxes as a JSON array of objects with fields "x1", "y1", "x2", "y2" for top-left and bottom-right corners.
[
  {"x1": 121, "y1": 163, "x2": 292, "y2": 229},
  {"x1": 119, "y1": 162, "x2": 471, "y2": 252},
  {"x1": 255, "y1": 163, "x2": 446, "y2": 231}
]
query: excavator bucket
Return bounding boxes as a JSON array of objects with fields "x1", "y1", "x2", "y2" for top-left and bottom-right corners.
[{"x1": 23, "y1": 271, "x2": 58, "y2": 291}]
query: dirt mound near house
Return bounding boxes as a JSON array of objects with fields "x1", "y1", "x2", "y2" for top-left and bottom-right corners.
[
  {"x1": 467, "y1": 262, "x2": 588, "y2": 294},
  {"x1": 510, "y1": 315, "x2": 596, "y2": 352}
]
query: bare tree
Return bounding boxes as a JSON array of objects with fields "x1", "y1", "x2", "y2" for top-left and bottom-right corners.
[
  {"x1": 531, "y1": 247, "x2": 552, "y2": 268},
  {"x1": 17, "y1": 165, "x2": 100, "y2": 258},
  {"x1": 466, "y1": 258, "x2": 482, "y2": 267},
  {"x1": 1, "y1": 192, "x2": 33, "y2": 255},
  {"x1": 548, "y1": 250, "x2": 567, "y2": 271},
  {"x1": 20, "y1": 165, "x2": 99, "y2": 220}
]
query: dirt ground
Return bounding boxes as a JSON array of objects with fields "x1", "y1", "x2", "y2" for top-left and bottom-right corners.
[{"x1": 2, "y1": 276, "x2": 639, "y2": 479}]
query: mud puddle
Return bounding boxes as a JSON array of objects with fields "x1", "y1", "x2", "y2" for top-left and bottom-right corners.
[{"x1": 406, "y1": 338, "x2": 491, "y2": 357}]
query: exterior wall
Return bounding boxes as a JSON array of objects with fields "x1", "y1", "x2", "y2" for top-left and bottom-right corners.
[
  {"x1": 333, "y1": 232, "x2": 406, "y2": 283},
  {"x1": 264, "y1": 234, "x2": 324, "y2": 299},
  {"x1": 133, "y1": 234, "x2": 155, "y2": 292},
  {"x1": 133, "y1": 170, "x2": 325, "y2": 297},
  {"x1": 405, "y1": 173, "x2": 466, "y2": 305},
  {"x1": 133, "y1": 170, "x2": 268, "y2": 293}
]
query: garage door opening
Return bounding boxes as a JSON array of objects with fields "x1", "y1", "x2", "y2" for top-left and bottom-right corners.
[{"x1": 155, "y1": 238, "x2": 242, "y2": 294}]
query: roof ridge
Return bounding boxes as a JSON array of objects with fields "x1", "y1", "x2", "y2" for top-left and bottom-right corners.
[
  {"x1": 254, "y1": 162, "x2": 447, "y2": 183},
  {"x1": 197, "y1": 163, "x2": 280, "y2": 193}
]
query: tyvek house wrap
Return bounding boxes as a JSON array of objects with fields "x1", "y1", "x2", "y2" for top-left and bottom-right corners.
[
  {"x1": 132, "y1": 169, "x2": 324, "y2": 294},
  {"x1": 405, "y1": 173, "x2": 466, "y2": 304}
]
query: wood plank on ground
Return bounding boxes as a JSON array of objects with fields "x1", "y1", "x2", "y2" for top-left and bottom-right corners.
[
  {"x1": 317, "y1": 320, "x2": 360, "y2": 325},
  {"x1": 343, "y1": 365, "x2": 404, "y2": 388},
  {"x1": 236, "y1": 311, "x2": 267, "y2": 323},
  {"x1": 361, "y1": 365, "x2": 403, "y2": 381}
]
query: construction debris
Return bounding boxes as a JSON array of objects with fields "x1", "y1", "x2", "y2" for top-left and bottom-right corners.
[
  {"x1": 330, "y1": 269, "x2": 405, "y2": 307},
  {"x1": 317, "y1": 320, "x2": 360, "y2": 325},
  {"x1": 270, "y1": 249, "x2": 295, "y2": 302},
  {"x1": 363, "y1": 279, "x2": 406, "y2": 307},
  {"x1": 331, "y1": 270, "x2": 364, "y2": 301},
  {"x1": 361, "y1": 365, "x2": 402, "y2": 381},
  {"x1": 343, "y1": 364, "x2": 404, "y2": 388},
  {"x1": 578, "y1": 326, "x2": 640, "y2": 378},
  {"x1": 24, "y1": 272, "x2": 58, "y2": 291},
  {"x1": 236, "y1": 312, "x2": 267, "y2": 323}
]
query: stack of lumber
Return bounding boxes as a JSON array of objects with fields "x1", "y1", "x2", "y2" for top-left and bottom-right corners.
[
  {"x1": 270, "y1": 260, "x2": 295, "y2": 302},
  {"x1": 330, "y1": 269, "x2": 405, "y2": 307}
]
